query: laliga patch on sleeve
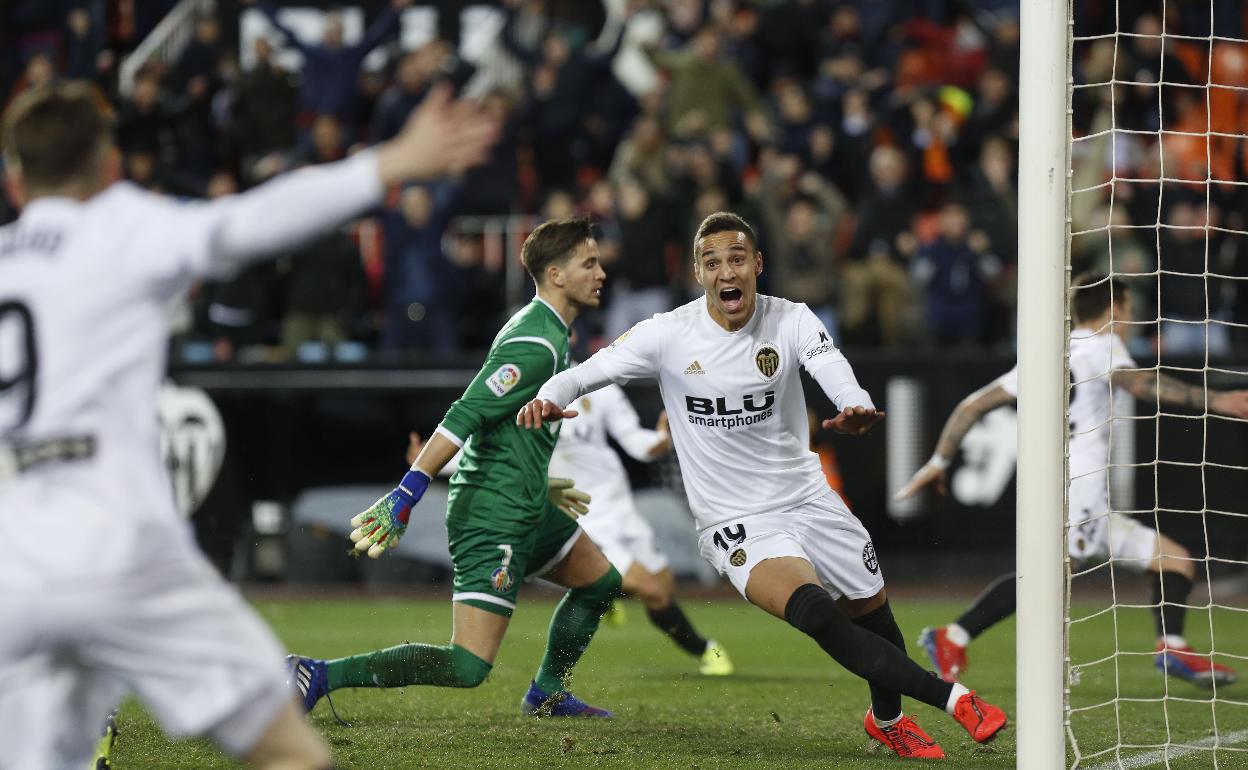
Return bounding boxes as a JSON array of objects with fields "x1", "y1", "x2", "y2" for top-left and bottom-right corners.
[{"x1": 485, "y1": 363, "x2": 522, "y2": 397}]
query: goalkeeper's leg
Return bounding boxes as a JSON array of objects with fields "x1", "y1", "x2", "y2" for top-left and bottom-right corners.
[{"x1": 524, "y1": 534, "x2": 621, "y2": 716}]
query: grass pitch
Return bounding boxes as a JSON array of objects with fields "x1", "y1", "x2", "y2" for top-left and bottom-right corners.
[{"x1": 109, "y1": 591, "x2": 1246, "y2": 768}]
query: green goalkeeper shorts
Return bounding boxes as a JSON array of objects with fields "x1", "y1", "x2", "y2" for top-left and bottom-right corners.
[{"x1": 445, "y1": 485, "x2": 581, "y2": 617}]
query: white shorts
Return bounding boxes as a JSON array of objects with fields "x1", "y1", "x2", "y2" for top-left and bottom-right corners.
[
  {"x1": 0, "y1": 555, "x2": 290, "y2": 770},
  {"x1": 1069, "y1": 473, "x2": 1159, "y2": 570},
  {"x1": 698, "y1": 490, "x2": 885, "y2": 601},
  {"x1": 578, "y1": 503, "x2": 669, "y2": 575}
]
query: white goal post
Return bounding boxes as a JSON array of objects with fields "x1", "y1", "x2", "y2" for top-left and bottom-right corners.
[{"x1": 1017, "y1": 0, "x2": 1070, "y2": 767}]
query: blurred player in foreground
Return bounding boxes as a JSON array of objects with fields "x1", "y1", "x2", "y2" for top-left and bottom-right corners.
[
  {"x1": 519, "y1": 212, "x2": 1008, "y2": 760},
  {"x1": 898, "y1": 272, "x2": 1247, "y2": 688},
  {"x1": 0, "y1": 80, "x2": 496, "y2": 770},
  {"x1": 289, "y1": 219, "x2": 623, "y2": 718}
]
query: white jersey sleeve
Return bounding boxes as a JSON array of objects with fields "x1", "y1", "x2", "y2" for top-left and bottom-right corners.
[
  {"x1": 117, "y1": 150, "x2": 382, "y2": 292},
  {"x1": 536, "y1": 317, "x2": 664, "y2": 407},
  {"x1": 791, "y1": 305, "x2": 873, "y2": 410},
  {"x1": 599, "y1": 385, "x2": 663, "y2": 462}
]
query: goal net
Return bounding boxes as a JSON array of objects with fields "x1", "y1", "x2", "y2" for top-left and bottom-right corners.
[{"x1": 1064, "y1": 1, "x2": 1248, "y2": 766}]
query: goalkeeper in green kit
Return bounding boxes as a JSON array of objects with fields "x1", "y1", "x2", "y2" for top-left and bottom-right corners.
[{"x1": 286, "y1": 219, "x2": 621, "y2": 717}]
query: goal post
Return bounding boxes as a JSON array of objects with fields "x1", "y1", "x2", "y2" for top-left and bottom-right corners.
[{"x1": 1016, "y1": 0, "x2": 1070, "y2": 767}]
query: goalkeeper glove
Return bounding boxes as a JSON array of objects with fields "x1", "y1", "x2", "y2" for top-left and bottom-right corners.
[
  {"x1": 349, "y1": 469, "x2": 431, "y2": 558},
  {"x1": 548, "y1": 477, "x2": 591, "y2": 519}
]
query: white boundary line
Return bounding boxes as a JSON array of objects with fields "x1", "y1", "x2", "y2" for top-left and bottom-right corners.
[{"x1": 1084, "y1": 728, "x2": 1248, "y2": 770}]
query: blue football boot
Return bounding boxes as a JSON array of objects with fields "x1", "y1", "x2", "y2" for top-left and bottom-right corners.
[{"x1": 520, "y1": 681, "x2": 613, "y2": 718}]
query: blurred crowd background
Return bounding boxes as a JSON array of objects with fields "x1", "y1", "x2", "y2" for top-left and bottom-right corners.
[{"x1": 4, "y1": 0, "x2": 1248, "y2": 363}]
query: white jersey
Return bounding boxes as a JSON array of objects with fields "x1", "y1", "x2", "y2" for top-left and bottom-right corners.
[
  {"x1": 0, "y1": 153, "x2": 381, "y2": 586},
  {"x1": 548, "y1": 383, "x2": 661, "y2": 506},
  {"x1": 537, "y1": 295, "x2": 873, "y2": 531},
  {"x1": 996, "y1": 329, "x2": 1136, "y2": 479}
]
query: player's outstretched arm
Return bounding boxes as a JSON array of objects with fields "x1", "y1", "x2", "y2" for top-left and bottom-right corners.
[
  {"x1": 349, "y1": 429, "x2": 462, "y2": 558},
  {"x1": 894, "y1": 381, "x2": 1014, "y2": 501},
  {"x1": 1112, "y1": 368, "x2": 1248, "y2": 418}
]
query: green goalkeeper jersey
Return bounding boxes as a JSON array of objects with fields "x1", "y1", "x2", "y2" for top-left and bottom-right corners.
[{"x1": 439, "y1": 297, "x2": 570, "y2": 514}]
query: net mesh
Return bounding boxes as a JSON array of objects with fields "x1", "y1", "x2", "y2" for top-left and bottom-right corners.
[{"x1": 1065, "y1": 1, "x2": 1248, "y2": 767}]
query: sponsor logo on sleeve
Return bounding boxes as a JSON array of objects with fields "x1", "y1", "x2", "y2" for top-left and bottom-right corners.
[
  {"x1": 804, "y1": 331, "x2": 837, "y2": 360},
  {"x1": 862, "y1": 542, "x2": 879, "y2": 575},
  {"x1": 485, "y1": 364, "x2": 522, "y2": 397}
]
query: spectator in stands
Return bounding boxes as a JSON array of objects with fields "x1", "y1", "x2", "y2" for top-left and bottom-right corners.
[
  {"x1": 292, "y1": 114, "x2": 347, "y2": 168},
  {"x1": 370, "y1": 47, "x2": 436, "y2": 143},
  {"x1": 605, "y1": 175, "x2": 679, "y2": 339},
  {"x1": 840, "y1": 144, "x2": 916, "y2": 347},
  {"x1": 231, "y1": 36, "x2": 298, "y2": 182},
  {"x1": 175, "y1": 14, "x2": 223, "y2": 92},
  {"x1": 609, "y1": 114, "x2": 669, "y2": 196},
  {"x1": 752, "y1": 166, "x2": 846, "y2": 336},
  {"x1": 502, "y1": 2, "x2": 629, "y2": 191},
  {"x1": 457, "y1": 90, "x2": 521, "y2": 215},
  {"x1": 958, "y1": 135, "x2": 1016, "y2": 265},
  {"x1": 644, "y1": 26, "x2": 767, "y2": 142},
  {"x1": 247, "y1": 0, "x2": 409, "y2": 133},
  {"x1": 64, "y1": 7, "x2": 108, "y2": 83},
  {"x1": 1158, "y1": 201, "x2": 1230, "y2": 356},
  {"x1": 912, "y1": 202, "x2": 1001, "y2": 347},
  {"x1": 381, "y1": 183, "x2": 461, "y2": 352},
  {"x1": 116, "y1": 66, "x2": 177, "y2": 166},
  {"x1": 281, "y1": 226, "x2": 368, "y2": 358}
]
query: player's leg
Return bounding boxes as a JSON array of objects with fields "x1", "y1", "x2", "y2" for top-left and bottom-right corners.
[
  {"x1": 1122, "y1": 518, "x2": 1240, "y2": 686},
  {"x1": 525, "y1": 510, "x2": 621, "y2": 716},
  {"x1": 239, "y1": 700, "x2": 333, "y2": 770},
  {"x1": 315, "y1": 516, "x2": 522, "y2": 700},
  {"x1": 920, "y1": 572, "x2": 1016, "y2": 681},
  {"x1": 319, "y1": 603, "x2": 503, "y2": 697}
]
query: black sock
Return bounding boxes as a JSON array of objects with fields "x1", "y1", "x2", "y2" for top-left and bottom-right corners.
[
  {"x1": 955, "y1": 572, "x2": 1017, "y2": 639},
  {"x1": 785, "y1": 584, "x2": 953, "y2": 712},
  {"x1": 647, "y1": 602, "x2": 709, "y2": 656},
  {"x1": 1152, "y1": 571, "x2": 1193, "y2": 639},
  {"x1": 851, "y1": 602, "x2": 906, "y2": 721}
]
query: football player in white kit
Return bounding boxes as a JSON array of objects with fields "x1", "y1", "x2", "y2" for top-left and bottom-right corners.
[
  {"x1": 518, "y1": 212, "x2": 1008, "y2": 760},
  {"x1": 0, "y1": 81, "x2": 496, "y2": 770},
  {"x1": 898, "y1": 271, "x2": 1248, "y2": 688},
  {"x1": 548, "y1": 381, "x2": 734, "y2": 675}
]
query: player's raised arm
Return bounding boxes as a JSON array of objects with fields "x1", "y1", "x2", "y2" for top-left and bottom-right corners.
[
  {"x1": 894, "y1": 380, "x2": 1016, "y2": 501},
  {"x1": 1111, "y1": 368, "x2": 1248, "y2": 419}
]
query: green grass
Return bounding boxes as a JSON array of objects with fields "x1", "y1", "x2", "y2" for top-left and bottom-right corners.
[{"x1": 107, "y1": 594, "x2": 1248, "y2": 769}]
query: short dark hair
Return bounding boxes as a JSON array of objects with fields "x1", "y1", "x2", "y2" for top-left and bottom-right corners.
[
  {"x1": 693, "y1": 211, "x2": 757, "y2": 257},
  {"x1": 521, "y1": 218, "x2": 594, "y2": 284},
  {"x1": 1071, "y1": 271, "x2": 1131, "y2": 323},
  {"x1": 2, "y1": 82, "x2": 111, "y2": 191}
]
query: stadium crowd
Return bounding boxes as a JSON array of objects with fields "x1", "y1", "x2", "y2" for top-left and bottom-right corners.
[{"x1": 3, "y1": 0, "x2": 1244, "y2": 361}]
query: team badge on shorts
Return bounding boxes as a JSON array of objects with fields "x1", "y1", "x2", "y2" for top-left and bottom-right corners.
[
  {"x1": 490, "y1": 566, "x2": 514, "y2": 592},
  {"x1": 862, "y1": 542, "x2": 879, "y2": 575},
  {"x1": 754, "y1": 343, "x2": 781, "y2": 379},
  {"x1": 729, "y1": 548, "x2": 748, "y2": 568}
]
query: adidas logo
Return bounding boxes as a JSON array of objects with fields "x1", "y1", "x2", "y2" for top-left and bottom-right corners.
[{"x1": 684, "y1": 360, "x2": 705, "y2": 375}]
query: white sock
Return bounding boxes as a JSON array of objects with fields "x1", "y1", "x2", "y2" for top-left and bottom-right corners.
[
  {"x1": 944, "y1": 682, "x2": 970, "y2": 714},
  {"x1": 1161, "y1": 634, "x2": 1187, "y2": 649},
  {"x1": 873, "y1": 711, "x2": 903, "y2": 729},
  {"x1": 945, "y1": 623, "x2": 971, "y2": 648}
]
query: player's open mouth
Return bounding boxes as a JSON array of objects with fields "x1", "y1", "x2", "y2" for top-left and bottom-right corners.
[{"x1": 719, "y1": 287, "x2": 744, "y2": 313}]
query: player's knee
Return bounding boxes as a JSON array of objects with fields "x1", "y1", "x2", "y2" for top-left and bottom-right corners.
[
  {"x1": 571, "y1": 565, "x2": 622, "y2": 612},
  {"x1": 785, "y1": 583, "x2": 848, "y2": 639},
  {"x1": 447, "y1": 645, "x2": 493, "y2": 688}
]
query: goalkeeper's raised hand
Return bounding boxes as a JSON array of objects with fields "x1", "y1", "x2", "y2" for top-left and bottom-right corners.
[
  {"x1": 349, "y1": 468, "x2": 431, "y2": 558},
  {"x1": 548, "y1": 477, "x2": 591, "y2": 519}
]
